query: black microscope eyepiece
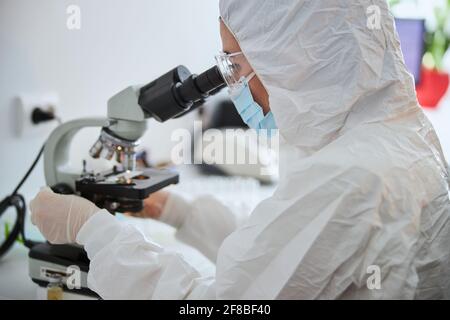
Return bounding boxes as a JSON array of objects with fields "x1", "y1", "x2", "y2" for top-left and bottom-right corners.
[{"x1": 138, "y1": 65, "x2": 226, "y2": 122}]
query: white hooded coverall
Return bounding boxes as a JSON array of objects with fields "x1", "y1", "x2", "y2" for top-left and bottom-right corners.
[{"x1": 76, "y1": 0, "x2": 450, "y2": 299}]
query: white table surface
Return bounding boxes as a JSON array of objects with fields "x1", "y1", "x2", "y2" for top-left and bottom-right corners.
[
  {"x1": 0, "y1": 166, "x2": 276, "y2": 300},
  {"x1": 0, "y1": 244, "x2": 36, "y2": 300},
  {"x1": 0, "y1": 219, "x2": 216, "y2": 300}
]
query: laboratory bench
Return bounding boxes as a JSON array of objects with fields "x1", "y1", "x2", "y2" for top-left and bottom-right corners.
[
  {"x1": 0, "y1": 219, "x2": 216, "y2": 300},
  {"x1": 0, "y1": 166, "x2": 276, "y2": 300},
  {"x1": 0, "y1": 218, "x2": 222, "y2": 300}
]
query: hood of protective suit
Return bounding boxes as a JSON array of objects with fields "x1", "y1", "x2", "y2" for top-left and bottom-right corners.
[
  {"x1": 220, "y1": 0, "x2": 420, "y2": 152},
  {"x1": 216, "y1": 0, "x2": 450, "y2": 299}
]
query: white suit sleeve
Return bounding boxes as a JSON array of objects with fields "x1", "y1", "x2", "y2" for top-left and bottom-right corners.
[
  {"x1": 158, "y1": 193, "x2": 251, "y2": 262},
  {"x1": 76, "y1": 210, "x2": 217, "y2": 300}
]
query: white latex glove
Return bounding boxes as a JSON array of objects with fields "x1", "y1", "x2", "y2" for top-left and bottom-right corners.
[{"x1": 30, "y1": 187, "x2": 101, "y2": 244}]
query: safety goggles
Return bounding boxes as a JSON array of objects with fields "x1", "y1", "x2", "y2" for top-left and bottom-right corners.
[{"x1": 215, "y1": 51, "x2": 255, "y2": 89}]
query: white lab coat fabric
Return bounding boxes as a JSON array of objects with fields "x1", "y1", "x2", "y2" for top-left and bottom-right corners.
[{"x1": 77, "y1": 0, "x2": 450, "y2": 299}]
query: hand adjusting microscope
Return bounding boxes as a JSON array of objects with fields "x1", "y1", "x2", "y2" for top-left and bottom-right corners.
[
  {"x1": 46, "y1": 65, "x2": 225, "y2": 212},
  {"x1": 29, "y1": 65, "x2": 226, "y2": 297}
]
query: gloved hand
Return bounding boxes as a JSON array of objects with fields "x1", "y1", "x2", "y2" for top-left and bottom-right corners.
[
  {"x1": 126, "y1": 191, "x2": 169, "y2": 220},
  {"x1": 30, "y1": 187, "x2": 101, "y2": 244}
]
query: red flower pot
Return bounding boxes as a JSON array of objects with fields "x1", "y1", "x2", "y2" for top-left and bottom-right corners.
[{"x1": 416, "y1": 67, "x2": 450, "y2": 108}]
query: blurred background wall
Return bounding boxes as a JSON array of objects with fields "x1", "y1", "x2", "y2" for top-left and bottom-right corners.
[{"x1": 0, "y1": 0, "x2": 221, "y2": 197}]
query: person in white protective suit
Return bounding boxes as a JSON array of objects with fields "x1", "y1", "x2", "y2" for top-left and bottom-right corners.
[{"x1": 30, "y1": 0, "x2": 450, "y2": 299}]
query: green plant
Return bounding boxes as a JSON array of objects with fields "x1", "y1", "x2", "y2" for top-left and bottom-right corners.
[
  {"x1": 4, "y1": 222, "x2": 10, "y2": 239},
  {"x1": 425, "y1": 0, "x2": 450, "y2": 70},
  {"x1": 3, "y1": 221, "x2": 24, "y2": 245},
  {"x1": 388, "y1": 0, "x2": 401, "y2": 8},
  {"x1": 389, "y1": 0, "x2": 450, "y2": 71}
]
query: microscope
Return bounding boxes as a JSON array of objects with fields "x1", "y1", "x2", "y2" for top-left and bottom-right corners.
[{"x1": 29, "y1": 65, "x2": 226, "y2": 297}]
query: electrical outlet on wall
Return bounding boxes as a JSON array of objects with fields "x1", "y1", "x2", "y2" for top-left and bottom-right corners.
[{"x1": 14, "y1": 93, "x2": 60, "y2": 138}]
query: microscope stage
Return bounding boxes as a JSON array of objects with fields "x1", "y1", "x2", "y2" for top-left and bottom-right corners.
[{"x1": 75, "y1": 167, "x2": 179, "y2": 200}]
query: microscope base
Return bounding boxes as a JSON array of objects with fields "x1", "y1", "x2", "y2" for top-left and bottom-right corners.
[{"x1": 28, "y1": 243, "x2": 98, "y2": 298}]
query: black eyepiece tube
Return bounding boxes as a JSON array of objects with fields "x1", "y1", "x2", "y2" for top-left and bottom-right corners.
[
  {"x1": 194, "y1": 66, "x2": 226, "y2": 95},
  {"x1": 138, "y1": 65, "x2": 226, "y2": 123},
  {"x1": 177, "y1": 65, "x2": 226, "y2": 104}
]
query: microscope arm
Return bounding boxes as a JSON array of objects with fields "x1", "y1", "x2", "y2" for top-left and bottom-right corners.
[
  {"x1": 44, "y1": 86, "x2": 148, "y2": 191},
  {"x1": 44, "y1": 118, "x2": 111, "y2": 191},
  {"x1": 44, "y1": 65, "x2": 225, "y2": 192}
]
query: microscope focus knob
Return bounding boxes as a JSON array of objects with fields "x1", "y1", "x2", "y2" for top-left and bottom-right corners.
[{"x1": 50, "y1": 183, "x2": 74, "y2": 195}]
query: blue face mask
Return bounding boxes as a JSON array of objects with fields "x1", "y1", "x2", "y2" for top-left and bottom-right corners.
[{"x1": 229, "y1": 77, "x2": 278, "y2": 136}]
